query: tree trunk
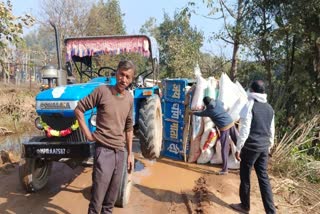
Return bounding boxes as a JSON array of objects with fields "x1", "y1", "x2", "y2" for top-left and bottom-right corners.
[
  {"x1": 315, "y1": 37, "x2": 320, "y2": 80},
  {"x1": 230, "y1": 40, "x2": 239, "y2": 81},
  {"x1": 260, "y1": 7, "x2": 273, "y2": 98},
  {"x1": 230, "y1": 0, "x2": 243, "y2": 82},
  {"x1": 6, "y1": 62, "x2": 10, "y2": 84}
]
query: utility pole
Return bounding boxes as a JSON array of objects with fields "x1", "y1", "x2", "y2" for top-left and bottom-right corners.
[
  {"x1": 25, "y1": 52, "x2": 28, "y2": 83},
  {"x1": 29, "y1": 52, "x2": 32, "y2": 91},
  {"x1": 7, "y1": 61, "x2": 10, "y2": 84}
]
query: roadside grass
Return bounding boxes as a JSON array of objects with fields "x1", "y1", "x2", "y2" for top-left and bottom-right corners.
[
  {"x1": 270, "y1": 115, "x2": 320, "y2": 212},
  {"x1": 0, "y1": 84, "x2": 38, "y2": 134}
]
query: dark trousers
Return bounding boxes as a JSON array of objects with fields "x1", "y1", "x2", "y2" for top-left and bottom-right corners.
[
  {"x1": 88, "y1": 145, "x2": 125, "y2": 214},
  {"x1": 239, "y1": 148, "x2": 276, "y2": 214},
  {"x1": 220, "y1": 126, "x2": 238, "y2": 172}
]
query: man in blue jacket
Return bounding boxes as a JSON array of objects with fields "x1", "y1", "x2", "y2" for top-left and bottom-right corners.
[
  {"x1": 192, "y1": 96, "x2": 238, "y2": 175},
  {"x1": 230, "y1": 80, "x2": 276, "y2": 214}
]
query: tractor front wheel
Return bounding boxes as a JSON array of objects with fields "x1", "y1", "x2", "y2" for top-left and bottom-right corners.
[{"x1": 19, "y1": 158, "x2": 52, "y2": 192}]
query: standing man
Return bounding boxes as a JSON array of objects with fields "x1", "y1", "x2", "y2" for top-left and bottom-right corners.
[
  {"x1": 192, "y1": 96, "x2": 238, "y2": 175},
  {"x1": 75, "y1": 60, "x2": 135, "y2": 214},
  {"x1": 230, "y1": 80, "x2": 276, "y2": 214}
]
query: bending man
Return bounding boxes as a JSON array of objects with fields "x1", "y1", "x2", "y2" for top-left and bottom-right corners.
[{"x1": 192, "y1": 96, "x2": 238, "y2": 175}]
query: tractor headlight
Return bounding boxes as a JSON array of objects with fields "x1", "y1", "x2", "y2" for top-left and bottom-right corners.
[
  {"x1": 90, "y1": 114, "x2": 97, "y2": 126},
  {"x1": 35, "y1": 117, "x2": 43, "y2": 130}
]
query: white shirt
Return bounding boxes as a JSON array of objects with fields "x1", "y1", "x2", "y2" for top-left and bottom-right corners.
[{"x1": 236, "y1": 92, "x2": 275, "y2": 153}]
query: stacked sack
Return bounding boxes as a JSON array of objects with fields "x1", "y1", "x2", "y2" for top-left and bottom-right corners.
[
  {"x1": 188, "y1": 64, "x2": 208, "y2": 163},
  {"x1": 188, "y1": 67, "x2": 247, "y2": 170}
]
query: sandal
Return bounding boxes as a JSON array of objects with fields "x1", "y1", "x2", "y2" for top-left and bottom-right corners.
[{"x1": 216, "y1": 171, "x2": 228, "y2": 175}]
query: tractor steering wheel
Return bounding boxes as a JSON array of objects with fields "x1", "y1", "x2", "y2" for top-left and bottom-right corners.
[{"x1": 97, "y1": 66, "x2": 116, "y2": 77}]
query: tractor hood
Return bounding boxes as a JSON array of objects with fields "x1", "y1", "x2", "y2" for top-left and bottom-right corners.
[
  {"x1": 37, "y1": 82, "x2": 102, "y2": 101},
  {"x1": 36, "y1": 77, "x2": 115, "y2": 117}
]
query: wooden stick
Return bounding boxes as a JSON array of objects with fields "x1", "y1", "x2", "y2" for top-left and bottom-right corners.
[
  {"x1": 183, "y1": 110, "x2": 191, "y2": 162},
  {"x1": 309, "y1": 201, "x2": 320, "y2": 211}
]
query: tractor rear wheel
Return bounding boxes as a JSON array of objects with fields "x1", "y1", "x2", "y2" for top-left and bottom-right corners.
[
  {"x1": 115, "y1": 151, "x2": 133, "y2": 208},
  {"x1": 19, "y1": 158, "x2": 52, "y2": 192},
  {"x1": 138, "y1": 95, "x2": 163, "y2": 159}
]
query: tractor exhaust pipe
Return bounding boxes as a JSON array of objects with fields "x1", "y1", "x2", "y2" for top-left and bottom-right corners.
[
  {"x1": 49, "y1": 20, "x2": 67, "y2": 86},
  {"x1": 50, "y1": 21, "x2": 62, "y2": 70}
]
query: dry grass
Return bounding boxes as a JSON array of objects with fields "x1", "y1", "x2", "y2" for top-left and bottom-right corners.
[
  {"x1": 0, "y1": 84, "x2": 37, "y2": 134},
  {"x1": 271, "y1": 115, "x2": 320, "y2": 212}
]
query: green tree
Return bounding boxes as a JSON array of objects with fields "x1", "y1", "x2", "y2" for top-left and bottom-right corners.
[
  {"x1": 38, "y1": 0, "x2": 92, "y2": 68},
  {"x1": 0, "y1": 1, "x2": 34, "y2": 47},
  {"x1": 187, "y1": 0, "x2": 250, "y2": 81},
  {"x1": 242, "y1": 0, "x2": 320, "y2": 126},
  {"x1": 217, "y1": 0, "x2": 249, "y2": 81},
  {"x1": 241, "y1": 0, "x2": 276, "y2": 96},
  {"x1": 274, "y1": 0, "x2": 320, "y2": 124},
  {"x1": 23, "y1": 28, "x2": 55, "y2": 64},
  {"x1": 40, "y1": 0, "x2": 91, "y2": 37},
  {"x1": 198, "y1": 52, "x2": 229, "y2": 78},
  {"x1": 86, "y1": 0, "x2": 125, "y2": 36},
  {"x1": 0, "y1": 0, "x2": 34, "y2": 82},
  {"x1": 24, "y1": 28, "x2": 55, "y2": 54},
  {"x1": 139, "y1": 17, "x2": 159, "y2": 38},
  {"x1": 157, "y1": 12, "x2": 203, "y2": 78}
]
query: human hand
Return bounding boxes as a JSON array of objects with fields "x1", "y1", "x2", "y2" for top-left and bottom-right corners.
[
  {"x1": 235, "y1": 151, "x2": 241, "y2": 161},
  {"x1": 127, "y1": 154, "x2": 133, "y2": 174},
  {"x1": 86, "y1": 134, "x2": 95, "y2": 142},
  {"x1": 268, "y1": 147, "x2": 273, "y2": 157}
]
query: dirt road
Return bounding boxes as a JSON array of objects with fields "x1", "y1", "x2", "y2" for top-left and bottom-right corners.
[
  {"x1": 0, "y1": 156, "x2": 205, "y2": 213},
  {"x1": 0, "y1": 159, "x2": 297, "y2": 214},
  {"x1": 0, "y1": 138, "x2": 301, "y2": 214}
]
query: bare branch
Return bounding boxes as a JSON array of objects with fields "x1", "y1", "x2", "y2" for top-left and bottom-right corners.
[
  {"x1": 219, "y1": 0, "x2": 234, "y2": 40},
  {"x1": 220, "y1": 37, "x2": 234, "y2": 45},
  {"x1": 193, "y1": 11, "x2": 223, "y2": 20},
  {"x1": 219, "y1": 0, "x2": 236, "y2": 19}
]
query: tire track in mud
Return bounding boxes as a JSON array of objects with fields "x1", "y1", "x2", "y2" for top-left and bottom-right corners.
[{"x1": 192, "y1": 176, "x2": 211, "y2": 214}]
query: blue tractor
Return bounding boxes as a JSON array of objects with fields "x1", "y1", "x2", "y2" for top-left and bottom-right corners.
[{"x1": 19, "y1": 34, "x2": 163, "y2": 207}]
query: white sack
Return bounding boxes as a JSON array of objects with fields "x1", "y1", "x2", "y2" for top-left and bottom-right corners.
[
  {"x1": 227, "y1": 137, "x2": 240, "y2": 169},
  {"x1": 204, "y1": 77, "x2": 218, "y2": 100},
  {"x1": 209, "y1": 137, "x2": 240, "y2": 169},
  {"x1": 191, "y1": 115, "x2": 202, "y2": 139},
  {"x1": 200, "y1": 128, "x2": 218, "y2": 151},
  {"x1": 228, "y1": 97, "x2": 247, "y2": 122},
  {"x1": 235, "y1": 81, "x2": 248, "y2": 100},
  {"x1": 227, "y1": 81, "x2": 248, "y2": 122},
  {"x1": 210, "y1": 140, "x2": 223, "y2": 164},
  {"x1": 188, "y1": 118, "x2": 204, "y2": 163},
  {"x1": 199, "y1": 118, "x2": 214, "y2": 149},
  {"x1": 218, "y1": 73, "x2": 238, "y2": 111},
  {"x1": 191, "y1": 65, "x2": 207, "y2": 110},
  {"x1": 197, "y1": 147, "x2": 214, "y2": 164}
]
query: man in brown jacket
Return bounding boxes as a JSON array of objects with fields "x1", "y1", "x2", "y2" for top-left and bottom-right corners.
[{"x1": 75, "y1": 60, "x2": 135, "y2": 214}]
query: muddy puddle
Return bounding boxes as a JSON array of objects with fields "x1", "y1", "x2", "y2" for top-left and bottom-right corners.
[
  {"x1": 134, "y1": 159, "x2": 145, "y2": 171},
  {"x1": 0, "y1": 133, "x2": 36, "y2": 158}
]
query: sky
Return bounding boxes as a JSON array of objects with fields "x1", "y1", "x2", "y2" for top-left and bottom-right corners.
[{"x1": 11, "y1": 0, "x2": 231, "y2": 57}]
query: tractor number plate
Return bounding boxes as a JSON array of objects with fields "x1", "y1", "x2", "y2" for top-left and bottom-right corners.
[
  {"x1": 22, "y1": 141, "x2": 95, "y2": 159},
  {"x1": 36, "y1": 148, "x2": 67, "y2": 155}
]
